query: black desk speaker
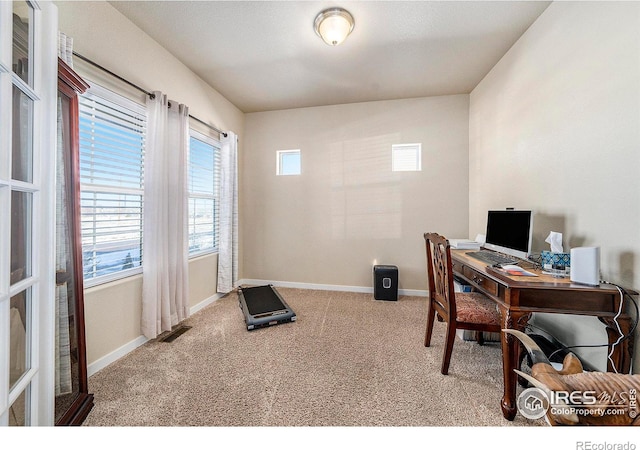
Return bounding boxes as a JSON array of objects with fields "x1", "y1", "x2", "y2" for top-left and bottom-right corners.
[{"x1": 373, "y1": 265, "x2": 398, "y2": 301}]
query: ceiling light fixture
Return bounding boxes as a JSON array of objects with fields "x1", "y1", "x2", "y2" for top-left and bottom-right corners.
[{"x1": 314, "y1": 7, "x2": 355, "y2": 46}]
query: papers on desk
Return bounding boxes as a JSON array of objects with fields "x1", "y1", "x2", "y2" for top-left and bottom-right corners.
[
  {"x1": 496, "y1": 265, "x2": 538, "y2": 277},
  {"x1": 449, "y1": 239, "x2": 481, "y2": 250}
]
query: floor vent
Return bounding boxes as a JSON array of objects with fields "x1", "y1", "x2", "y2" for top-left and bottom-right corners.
[{"x1": 160, "y1": 325, "x2": 192, "y2": 343}]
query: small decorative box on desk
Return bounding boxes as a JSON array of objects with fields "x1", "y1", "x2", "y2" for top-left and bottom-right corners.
[
  {"x1": 541, "y1": 251, "x2": 571, "y2": 276},
  {"x1": 373, "y1": 265, "x2": 398, "y2": 301}
]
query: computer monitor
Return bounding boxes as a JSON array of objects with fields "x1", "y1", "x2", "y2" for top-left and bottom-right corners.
[{"x1": 484, "y1": 210, "x2": 533, "y2": 260}]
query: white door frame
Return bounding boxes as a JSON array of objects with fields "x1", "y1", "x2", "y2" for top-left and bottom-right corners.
[{"x1": 0, "y1": 0, "x2": 58, "y2": 426}]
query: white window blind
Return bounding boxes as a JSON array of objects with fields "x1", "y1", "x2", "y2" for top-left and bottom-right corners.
[
  {"x1": 188, "y1": 131, "x2": 220, "y2": 256},
  {"x1": 392, "y1": 143, "x2": 422, "y2": 172},
  {"x1": 78, "y1": 85, "x2": 146, "y2": 285}
]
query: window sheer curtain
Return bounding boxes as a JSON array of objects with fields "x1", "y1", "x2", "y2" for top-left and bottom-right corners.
[
  {"x1": 217, "y1": 131, "x2": 239, "y2": 294},
  {"x1": 141, "y1": 92, "x2": 190, "y2": 339}
]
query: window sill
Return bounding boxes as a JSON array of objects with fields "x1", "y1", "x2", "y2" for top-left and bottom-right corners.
[
  {"x1": 83, "y1": 267, "x2": 143, "y2": 290},
  {"x1": 188, "y1": 249, "x2": 218, "y2": 260}
]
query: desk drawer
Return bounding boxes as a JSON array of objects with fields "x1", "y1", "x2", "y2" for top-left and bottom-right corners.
[{"x1": 462, "y1": 266, "x2": 499, "y2": 297}]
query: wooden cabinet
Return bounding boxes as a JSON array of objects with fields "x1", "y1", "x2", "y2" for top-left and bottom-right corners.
[{"x1": 55, "y1": 59, "x2": 93, "y2": 425}]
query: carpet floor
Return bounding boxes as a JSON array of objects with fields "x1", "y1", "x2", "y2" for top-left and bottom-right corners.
[{"x1": 83, "y1": 287, "x2": 544, "y2": 427}]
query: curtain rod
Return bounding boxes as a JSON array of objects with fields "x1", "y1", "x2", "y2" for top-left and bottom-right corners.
[{"x1": 72, "y1": 51, "x2": 228, "y2": 138}]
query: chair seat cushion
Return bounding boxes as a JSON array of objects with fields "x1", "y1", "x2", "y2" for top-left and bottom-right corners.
[{"x1": 455, "y1": 292, "x2": 501, "y2": 325}]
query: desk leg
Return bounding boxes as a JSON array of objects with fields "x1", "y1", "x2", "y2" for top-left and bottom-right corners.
[
  {"x1": 499, "y1": 307, "x2": 531, "y2": 421},
  {"x1": 601, "y1": 316, "x2": 633, "y2": 374}
]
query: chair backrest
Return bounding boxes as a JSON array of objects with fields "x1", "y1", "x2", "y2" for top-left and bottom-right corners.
[{"x1": 424, "y1": 232, "x2": 456, "y2": 321}]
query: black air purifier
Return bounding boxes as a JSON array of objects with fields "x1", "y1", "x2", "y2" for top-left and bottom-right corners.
[{"x1": 373, "y1": 265, "x2": 398, "y2": 301}]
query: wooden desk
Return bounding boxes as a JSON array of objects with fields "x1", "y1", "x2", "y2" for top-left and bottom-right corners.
[{"x1": 451, "y1": 249, "x2": 635, "y2": 421}]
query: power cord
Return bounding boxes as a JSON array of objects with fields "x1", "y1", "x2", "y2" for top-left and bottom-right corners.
[
  {"x1": 523, "y1": 282, "x2": 638, "y2": 372},
  {"x1": 523, "y1": 322, "x2": 592, "y2": 363},
  {"x1": 599, "y1": 280, "x2": 639, "y2": 373}
]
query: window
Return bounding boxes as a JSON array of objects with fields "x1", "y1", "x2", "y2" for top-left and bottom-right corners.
[
  {"x1": 277, "y1": 149, "x2": 301, "y2": 175},
  {"x1": 78, "y1": 85, "x2": 146, "y2": 286},
  {"x1": 392, "y1": 143, "x2": 422, "y2": 172},
  {"x1": 188, "y1": 131, "x2": 220, "y2": 256}
]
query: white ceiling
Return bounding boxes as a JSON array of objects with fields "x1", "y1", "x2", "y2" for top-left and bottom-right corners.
[{"x1": 109, "y1": 1, "x2": 551, "y2": 113}]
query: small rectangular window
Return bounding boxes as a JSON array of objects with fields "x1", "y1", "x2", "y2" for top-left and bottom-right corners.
[
  {"x1": 277, "y1": 149, "x2": 301, "y2": 176},
  {"x1": 392, "y1": 143, "x2": 422, "y2": 172}
]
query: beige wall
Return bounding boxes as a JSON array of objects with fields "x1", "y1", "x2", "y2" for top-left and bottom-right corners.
[
  {"x1": 56, "y1": 0, "x2": 640, "y2": 375},
  {"x1": 83, "y1": 275, "x2": 143, "y2": 365},
  {"x1": 469, "y1": 2, "x2": 640, "y2": 371},
  {"x1": 243, "y1": 95, "x2": 470, "y2": 291},
  {"x1": 56, "y1": 1, "x2": 244, "y2": 367},
  {"x1": 83, "y1": 254, "x2": 220, "y2": 366}
]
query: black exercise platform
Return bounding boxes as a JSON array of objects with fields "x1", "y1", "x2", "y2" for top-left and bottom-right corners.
[{"x1": 237, "y1": 284, "x2": 297, "y2": 331}]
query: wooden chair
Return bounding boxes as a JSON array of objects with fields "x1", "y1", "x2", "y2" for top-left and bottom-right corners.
[{"x1": 424, "y1": 232, "x2": 502, "y2": 375}]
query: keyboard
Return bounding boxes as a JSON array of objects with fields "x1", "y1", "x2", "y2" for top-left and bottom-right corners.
[{"x1": 467, "y1": 250, "x2": 517, "y2": 266}]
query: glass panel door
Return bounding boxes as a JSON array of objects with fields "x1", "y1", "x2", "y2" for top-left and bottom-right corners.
[
  {"x1": 6, "y1": 0, "x2": 37, "y2": 427},
  {"x1": 1, "y1": 0, "x2": 57, "y2": 426}
]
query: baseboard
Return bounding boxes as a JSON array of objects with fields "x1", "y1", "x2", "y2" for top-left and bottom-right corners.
[
  {"x1": 88, "y1": 292, "x2": 224, "y2": 377},
  {"x1": 88, "y1": 335, "x2": 148, "y2": 377},
  {"x1": 190, "y1": 292, "x2": 225, "y2": 315},
  {"x1": 238, "y1": 278, "x2": 427, "y2": 297}
]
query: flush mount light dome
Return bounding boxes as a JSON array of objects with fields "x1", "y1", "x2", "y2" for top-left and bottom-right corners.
[{"x1": 314, "y1": 7, "x2": 355, "y2": 46}]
